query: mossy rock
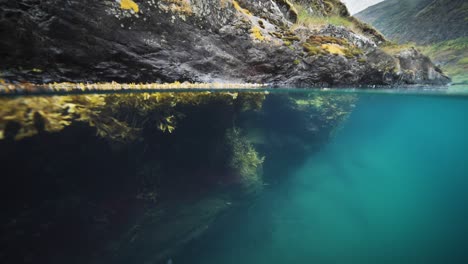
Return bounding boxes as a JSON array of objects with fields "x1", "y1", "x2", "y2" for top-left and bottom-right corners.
[
  {"x1": 283, "y1": 35, "x2": 301, "y2": 42},
  {"x1": 347, "y1": 17, "x2": 387, "y2": 44},
  {"x1": 271, "y1": 32, "x2": 283, "y2": 38},
  {"x1": 302, "y1": 43, "x2": 326, "y2": 56},
  {"x1": 343, "y1": 46, "x2": 363, "y2": 59},
  {"x1": 306, "y1": 35, "x2": 349, "y2": 46}
]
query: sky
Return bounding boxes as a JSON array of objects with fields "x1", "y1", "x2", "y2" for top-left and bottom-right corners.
[{"x1": 341, "y1": 0, "x2": 384, "y2": 14}]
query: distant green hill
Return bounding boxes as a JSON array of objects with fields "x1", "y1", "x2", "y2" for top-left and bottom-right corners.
[
  {"x1": 356, "y1": 0, "x2": 468, "y2": 84},
  {"x1": 356, "y1": 0, "x2": 468, "y2": 45}
]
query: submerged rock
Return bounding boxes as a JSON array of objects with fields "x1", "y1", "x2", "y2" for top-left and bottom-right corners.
[
  {"x1": 0, "y1": 91, "x2": 354, "y2": 264},
  {"x1": 0, "y1": 0, "x2": 450, "y2": 86}
]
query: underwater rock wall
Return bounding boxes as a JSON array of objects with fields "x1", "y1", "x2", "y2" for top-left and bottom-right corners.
[
  {"x1": 0, "y1": 0, "x2": 449, "y2": 86},
  {"x1": 0, "y1": 91, "x2": 355, "y2": 264}
]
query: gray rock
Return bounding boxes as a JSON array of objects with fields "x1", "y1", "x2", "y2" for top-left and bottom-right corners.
[
  {"x1": 0, "y1": 0, "x2": 450, "y2": 87},
  {"x1": 395, "y1": 48, "x2": 450, "y2": 85}
]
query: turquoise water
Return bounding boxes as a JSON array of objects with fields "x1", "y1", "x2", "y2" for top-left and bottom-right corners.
[
  {"x1": 178, "y1": 92, "x2": 468, "y2": 264},
  {"x1": 2, "y1": 89, "x2": 468, "y2": 264}
]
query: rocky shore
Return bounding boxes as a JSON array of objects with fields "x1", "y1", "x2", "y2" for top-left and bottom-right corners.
[{"x1": 0, "y1": 0, "x2": 450, "y2": 86}]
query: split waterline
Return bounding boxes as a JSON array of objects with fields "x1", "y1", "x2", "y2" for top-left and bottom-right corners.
[{"x1": 1, "y1": 87, "x2": 468, "y2": 264}]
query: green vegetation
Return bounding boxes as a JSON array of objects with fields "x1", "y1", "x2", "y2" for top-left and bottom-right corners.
[
  {"x1": 379, "y1": 38, "x2": 468, "y2": 84},
  {"x1": 356, "y1": 0, "x2": 468, "y2": 45},
  {"x1": 303, "y1": 42, "x2": 326, "y2": 56},
  {"x1": 0, "y1": 92, "x2": 269, "y2": 209},
  {"x1": 0, "y1": 92, "x2": 266, "y2": 141},
  {"x1": 293, "y1": 0, "x2": 349, "y2": 17},
  {"x1": 418, "y1": 38, "x2": 468, "y2": 84},
  {"x1": 458, "y1": 57, "x2": 468, "y2": 65},
  {"x1": 306, "y1": 35, "x2": 348, "y2": 46},
  {"x1": 294, "y1": 94, "x2": 357, "y2": 128},
  {"x1": 292, "y1": 2, "x2": 386, "y2": 43},
  {"x1": 295, "y1": 3, "x2": 352, "y2": 29},
  {"x1": 420, "y1": 37, "x2": 468, "y2": 55},
  {"x1": 381, "y1": 42, "x2": 418, "y2": 55},
  {"x1": 355, "y1": 0, "x2": 467, "y2": 83},
  {"x1": 0, "y1": 89, "x2": 361, "y2": 264},
  {"x1": 225, "y1": 128, "x2": 265, "y2": 190},
  {"x1": 302, "y1": 35, "x2": 363, "y2": 59},
  {"x1": 283, "y1": 35, "x2": 301, "y2": 42}
]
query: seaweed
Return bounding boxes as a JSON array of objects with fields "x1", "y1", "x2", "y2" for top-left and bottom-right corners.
[
  {"x1": 0, "y1": 92, "x2": 267, "y2": 142},
  {"x1": 293, "y1": 93, "x2": 357, "y2": 129},
  {"x1": 225, "y1": 127, "x2": 264, "y2": 189}
]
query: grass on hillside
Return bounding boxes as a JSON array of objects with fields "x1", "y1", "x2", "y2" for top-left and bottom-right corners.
[
  {"x1": 420, "y1": 38, "x2": 468, "y2": 84},
  {"x1": 293, "y1": 4, "x2": 353, "y2": 30},
  {"x1": 381, "y1": 38, "x2": 468, "y2": 84},
  {"x1": 292, "y1": 3, "x2": 386, "y2": 43}
]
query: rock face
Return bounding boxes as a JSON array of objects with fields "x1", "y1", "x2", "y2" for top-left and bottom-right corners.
[
  {"x1": 395, "y1": 48, "x2": 450, "y2": 85},
  {"x1": 0, "y1": 0, "x2": 450, "y2": 86},
  {"x1": 356, "y1": 0, "x2": 468, "y2": 45}
]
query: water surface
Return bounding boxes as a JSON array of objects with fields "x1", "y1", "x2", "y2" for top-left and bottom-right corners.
[{"x1": 1, "y1": 87, "x2": 468, "y2": 264}]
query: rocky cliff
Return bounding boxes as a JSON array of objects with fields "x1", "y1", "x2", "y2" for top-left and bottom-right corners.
[
  {"x1": 0, "y1": 0, "x2": 450, "y2": 86},
  {"x1": 356, "y1": 0, "x2": 467, "y2": 84}
]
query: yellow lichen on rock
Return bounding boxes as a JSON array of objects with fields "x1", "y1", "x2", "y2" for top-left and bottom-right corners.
[
  {"x1": 321, "y1": 44, "x2": 345, "y2": 55},
  {"x1": 120, "y1": 0, "x2": 139, "y2": 13},
  {"x1": 232, "y1": 0, "x2": 252, "y2": 16},
  {"x1": 251, "y1": 26, "x2": 265, "y2": 41}
]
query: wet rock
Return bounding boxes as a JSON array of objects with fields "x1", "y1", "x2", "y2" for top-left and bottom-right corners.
[{"x1": 0, "y1": 0, "x2": 450, "y2": 86}]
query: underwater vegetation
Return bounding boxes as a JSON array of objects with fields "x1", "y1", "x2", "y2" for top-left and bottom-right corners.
[
  {"x1": 293, "y1": 93, "x2": 357, "y2": 128},
  {"x1": 234, "y1": 92, "x2": 357, "y2": 186},
  {"x1": 0, "y1": 92, "x2": 264, "y2": 142},
  {"x1": 225, "y1": 128, "x2": 265, "y2": 190},
  {"x1": 0, "y1": 91, "x2": 356, "y2": 264}
]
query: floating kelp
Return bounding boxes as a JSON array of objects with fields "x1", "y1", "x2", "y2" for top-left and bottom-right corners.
[
  {"x1": 0, "y1": 92, "x2": 266, "y2": 141},
  {"x1": 0, "y1": 82, "x2": 266, "y2": 95}
]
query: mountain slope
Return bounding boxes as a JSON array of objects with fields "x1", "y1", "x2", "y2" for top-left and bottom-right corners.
[
  {"x1": 356, "y1": 0, "x2": 468, "y2": 45},
  {"x1": 356, "y1": 0, "x2": 468, "y2": 84}
]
